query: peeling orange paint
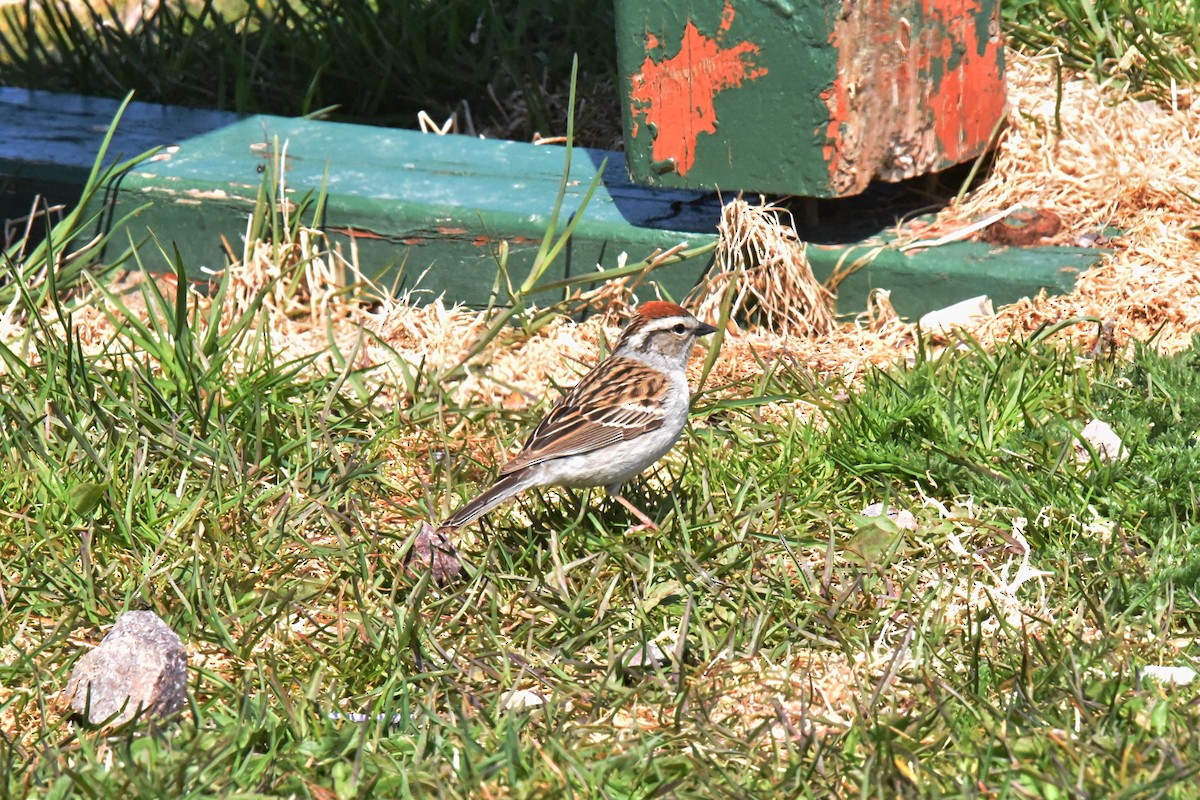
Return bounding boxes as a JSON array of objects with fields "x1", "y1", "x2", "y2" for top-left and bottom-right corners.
[
  {"x1": 819, "y1": 45, "x2": 847, "y2": 174},
  {"x1": 628, "y1": 1, "x2": 767, "y2": 178},
  {"x1": 332, "y1": 226, "x2": 387, "y2": 240},
  {"x1": 928, "y1": 0, "x2": 1006, "y2": 162},
  {"x1": 820, "y1": 0, "x2": 1005, "y2": 195},
  {"x1": 718, "y1": 2, "x2": 735, "y2": 34}
]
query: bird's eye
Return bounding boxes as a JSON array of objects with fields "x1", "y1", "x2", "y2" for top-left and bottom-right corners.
[{"x1": 672, "y1": 323, "x2": 687, "y2": 334}]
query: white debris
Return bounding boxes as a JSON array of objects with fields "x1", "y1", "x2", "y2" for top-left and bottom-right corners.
[
  {"x1": 1141, "y1": 665, "x2": 1197, "y2": 686},
  {"x1": 861, "y1": 502, "x2": 919, "y2": 531},
  {"x1": 501, "y1": 689, "x2": 547, "y2": 710},
  {"x1": 998, "y1": 521, "x2": 1054, "y2": 598},
  {"x1": 1074, "y1": 418, "x2": 1128, "y2": 465},
  {"x1": 917, "y1": 295, "x2": 994, "y2": 332},
  {"x1": 620, "y1": 641, "x2": 671, "y2": 674}
]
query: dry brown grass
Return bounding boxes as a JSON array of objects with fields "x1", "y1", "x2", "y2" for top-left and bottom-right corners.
[
  {"x1": 690, "y1": 198, "x2": 837, "y2": 338},
  {"x1": 925, "y1": 51, "x2": 1200, "y2": 352}
]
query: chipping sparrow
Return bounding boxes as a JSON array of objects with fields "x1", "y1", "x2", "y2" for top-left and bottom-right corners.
[{"x1": 440, "y1": 301, "x2": 718, "y2": 531}]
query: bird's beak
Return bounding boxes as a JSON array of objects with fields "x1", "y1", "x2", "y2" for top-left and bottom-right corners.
[{"x1": 696, "y1": 321, "x2": 718, "y2": 336}]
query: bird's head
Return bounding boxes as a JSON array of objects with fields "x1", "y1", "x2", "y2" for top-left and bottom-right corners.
[{"x1": 614, "y1": 301, "x2": 718, "y2": 367}]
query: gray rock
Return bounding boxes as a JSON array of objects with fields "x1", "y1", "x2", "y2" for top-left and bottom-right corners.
[{"x1": 64, "y1": 610, "x2": 188, "y2": 726}]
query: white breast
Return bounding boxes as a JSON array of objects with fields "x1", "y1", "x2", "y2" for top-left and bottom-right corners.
[{"x1": 534, "y1": 369, "x2": 691, "y2": 491}]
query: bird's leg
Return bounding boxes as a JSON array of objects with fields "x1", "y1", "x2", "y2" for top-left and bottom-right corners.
[{"x1": 608, "y1": 489, "x2": 659, "y2": 531}]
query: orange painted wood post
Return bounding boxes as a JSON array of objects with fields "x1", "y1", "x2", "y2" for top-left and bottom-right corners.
[{"x1": 616, "y1": 0, "x2": 1006, "y2": 197}]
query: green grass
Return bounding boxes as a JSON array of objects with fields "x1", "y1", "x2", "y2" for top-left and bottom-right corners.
[
  {"x1": 3, "y1": 184, "x2": 1199, "y2": 795},
  {"x1": 1004, "y1": 0, "x2": 1200, "y2": 99}
]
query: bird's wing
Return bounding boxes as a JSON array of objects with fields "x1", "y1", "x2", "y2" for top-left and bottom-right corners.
[{"x1": 499, "y1": 357, "x2": 669, "y2": 475}]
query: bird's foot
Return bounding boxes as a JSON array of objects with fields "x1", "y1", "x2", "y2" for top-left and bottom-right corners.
[
  {"x1": 612, "y1": 494, "x2": 659, "y2": 531},
  {"x1": 406, "y1": 522, "x2": 465, "y2": 585}
]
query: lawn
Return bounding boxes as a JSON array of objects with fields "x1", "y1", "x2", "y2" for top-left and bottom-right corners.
[
  {"x1": 2, "y1": 1, "x2": 1200, "y2": 798},
  {"x1": 3, "y1": 225, "x2": 1199, "y2": 797}
]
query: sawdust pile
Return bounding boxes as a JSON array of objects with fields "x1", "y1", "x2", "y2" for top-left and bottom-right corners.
[{"x1": 934, "y1": 51, "x2": 1200, "y2": 350}]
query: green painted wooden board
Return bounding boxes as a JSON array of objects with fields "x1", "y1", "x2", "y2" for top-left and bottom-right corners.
[
  {"x1": 810, "y1": 241, "x2": 1095, "y2": 314},
  {"x1": 0, "y1": 87, "x2": 242, "y2": 218},
  {"x1": 2, "y1": 90, "x2": 1102, "y2": 320},
  {"x1": 615, "y1": 0, "x2": 1006, "y2": 197},
  {"x1": 100, "y1": 114, "x2": 723, "y2": 307}
]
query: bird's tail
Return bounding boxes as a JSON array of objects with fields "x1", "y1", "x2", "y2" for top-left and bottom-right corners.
[{"x1": 440, "y1": 472, "x2": 533, "y2": 530}]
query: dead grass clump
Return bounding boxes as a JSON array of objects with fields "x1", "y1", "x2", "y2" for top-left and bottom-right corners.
[
  {"x1": 930, "y1": 50, "x2": 1200, "y2": 352},
  {"x1": 696, "y1": 644, "x2": 920, "y2": 750},
  {"x1": 690, "y1": 198, "x2": 836, "y2": 337},
  {"x1": 221, "y1": 221, "x2": 348, "y2": 330}
]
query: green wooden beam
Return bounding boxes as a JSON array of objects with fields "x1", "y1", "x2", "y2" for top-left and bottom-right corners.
[
  {"x1": 615, "y1": 0, "x2": 1006, "y2": 197},
  {"x1": 102, "y1": 114, "x2": 721, "y2": 307},
  {"x1": 0, "y1": 88, "x2": 241, "y2": 218},
  {"x1": 810, "y1": 240, "x2": 1096, "y2": 315}
]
